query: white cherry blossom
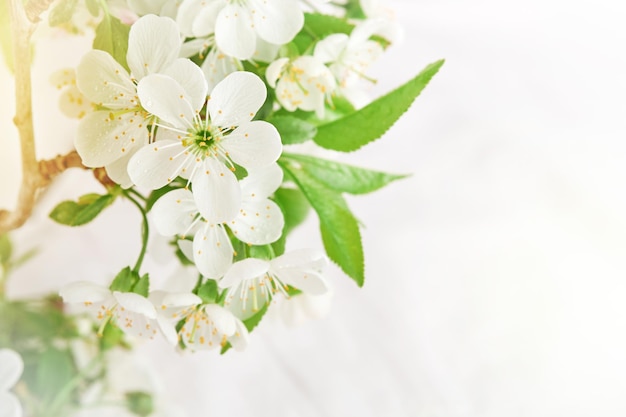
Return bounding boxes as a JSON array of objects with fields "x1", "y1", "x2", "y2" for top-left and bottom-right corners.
[
  {"x1": 50, "y1": 68, "x2": 95, "y2": 120},
  {"x1": 213, "y1": 0, "x2": 304, "y2": 60},
  {"x1": 0, "y1": 349, "x2": 23, "y2": 417},
  {"x1": 60, "y1": 282, "x2": 162, "y2": 341},
  {"x1": 266, "y1": 56, "x2": 336, "y2": 118},
  {"x1": 314, "y1": 20, "x2": 385, "y2": 107},
  {"x1": 151, "y1": 164, "x2": 285, "y2": 278},
  {"x1": 148, "y1": 291, "x2": 203, "y2": 345},
  {"x1": 220, "y1": 249, "x2": 330, "y2": 319},
  {"x1": 75, "y1": 14, "x2": 200, "y2": 187},
  {"x1": 179, "y1": 304, "x2": 249, "y2": 351},
  {"x1": 128, "y1": 71, "x2": 281, "y2": 224}
]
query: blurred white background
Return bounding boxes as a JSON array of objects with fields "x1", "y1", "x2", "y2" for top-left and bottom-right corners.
[{"x1": 3, "y1": 0, "x2": 626, "y2": 415}]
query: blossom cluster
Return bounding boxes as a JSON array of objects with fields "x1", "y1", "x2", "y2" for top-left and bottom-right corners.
[{"x1": 53, "y1": 0, "x2": 403, "y2": 353}]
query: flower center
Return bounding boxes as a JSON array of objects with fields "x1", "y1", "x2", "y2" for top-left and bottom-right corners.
[{"x1": 183, "y1": 126, "x2": 222, "y2": 159}]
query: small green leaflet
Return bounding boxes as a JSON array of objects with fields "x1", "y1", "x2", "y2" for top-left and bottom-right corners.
[
  {"x1": 267, "y1": 115, "x2": 317, "y2": 145},
  {"x1": 48, "y1": 0, "x2": 79, "y2": 27},
  {"x1": 314, "y1": 59, "x2": 445, "y2": 152},
  {"x1": 109, "y1": 266, "x2": 149, "y2": 296},
  {"x1": 93, "y1": 14, "x2": 130, "y2": 71},
  {"x1": 281, "y1": 161, "x2": 364, "y2": 286},
  {"x1": 197, "y1": 279, "x2": 219, "y2": 304},
  {"x1": 49, "y1": 193, "x2": 115, "y2": 226},
  {"x1": 282, "y1": 153, "x2": 408, "y2": 195},
  {"x1": 85, "y1": 0, "x2": 101, "y2": 17},
  {"x1": 271, "y1": 187, "x2": 311, "y2": 255}
]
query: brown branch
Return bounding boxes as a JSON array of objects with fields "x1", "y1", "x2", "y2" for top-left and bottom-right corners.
[
  {"x1": 38, "y1": 150, "x2": 85, "y2": 185},
  {"x1": 0, "y1": 0, "x2": 41, "y2": 234},
  {"x1": 23, "y1": 0, "x2": 55, "y2": 23}
]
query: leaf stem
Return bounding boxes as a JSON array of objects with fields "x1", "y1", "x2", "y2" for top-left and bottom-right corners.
[{"x1": 124, "y1": 192, "x2": 149, "y2": 273}]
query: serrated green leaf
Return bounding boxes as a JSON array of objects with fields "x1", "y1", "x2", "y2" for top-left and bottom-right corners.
[
  {"x1": 197, "y1": 279, "x2": 219, "y2": 304},
  {"x1": 48, "y1": 0, "x2": 79, "y2": 26},
  {"x1": 110, "y1": 266, "x2": 136, "y2": 292},
  {"x1": 85, "y1": 0, "x2": 100, "y2": 17},
  {"x1": 282, "y1": 153, "x2": 408, "y2": 195},
  {"x1": 93, "y1": 15, "x2": 130, "y2": 71},
  {"x1": 314, "y1": 60, "x2": 445, "y2": 152},
  {"x1": 49, "y1": 193, "x2": 115, "y2": 226},
  {"x1": 268, "y1": 115, "x2": 317, "y2": 145},
  {"x1": 0, "y1": 0, "x2": 13, "y2": 72},
  {"x1": 132, "y1": 273, "x2": 150, "y2": 297},
  {"x1": 280, "y1": 161, "x2": 364, "y2": 286}
]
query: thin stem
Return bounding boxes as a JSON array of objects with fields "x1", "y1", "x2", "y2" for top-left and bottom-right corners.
[
  {"x1": 124, "y1": 192, "x2": 149, "y2": 273},
  {"x1": 47, "y1": 353, "x2": 103, "y2": 417}
]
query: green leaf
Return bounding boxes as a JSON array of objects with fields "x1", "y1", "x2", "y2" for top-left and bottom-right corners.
[
  {"x1": 268, "y1": 115, "x2": 317, "y2": 145},
  {"x1": 0, "y1": 0, "x2": 13, "y2": 71},
  {"x1": 272, "y1": 187, "x2": 311, "y2": 256},
  {"x1": 280, "y1": 161, "x2": 364, "y2": 286},
  {"x1": 110, "y1": 266, "x2": 136, "y2": 292},
  {"x1": 282, "y1": 153, "x2": 408, "y2": 195},
  {"x1": 93, "y1": 15, "x2": 130, "y2": 71},
  {"x1": 132, "y1": 273, "x2": 150, "y2": 297},
  {"x1": 49, "y1": 193, "x2": 115, "y2": 226},
  {"x1": 100, "y1": 322, "x2": 126, "y2": 350},
  {"x1": 35, "y1": 348, "x2": 75, "y2": 404},
  {"x1": 314, "y1": 60, "x2": 445, "y2": 152},
  {"x1": 197, "y1": 279, "x2": 219, "y2": 304},
  {"x1": 48, "y1": 0, "x2": 79, "y2": 26},
  {"x1": 294, "y1": 13, "x2": 354, "y2": 53},
  {"x1": 85, "y1": 0, "x2": 101, "y2": 17},
  {"x1": 126, "y1": 392, "x2": 155, "y2": 417}
]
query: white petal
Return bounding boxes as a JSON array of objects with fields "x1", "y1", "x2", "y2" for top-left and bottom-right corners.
[
  {"x1": 180, "y1": 38, "x2": 209, "y2": 58},
  {"x1": 204, "y1": 304, "x2": 237, "y2": 336},
  {"x1": 137, "y1": 74, "x2": 196, "y2": 129},
  {"x1": 253, "y1": 38, "x2": 280, "y2": 62},
  {"x1": 0, "y1": 392, "x2": 21, "y2": 417},
  {"x1": 250, "y1": 0, "x2": 304, "y2": 45},
  {"x1": 266, "y1": 57, "x2": 288, "y2": 88},
  {"x1": 314, "y1": 33, "x2": 349, "y2": 63},
  {"x1": 113, "y1": 291, "x2": 158, "y2": 319},
  {"x1": 177, "y1": 0, "x2": 206, "y2": 37},
  {"x1": 201, "y1": 48, "x2": 240, "y2": 91},
  {"x1": 178, "y1": 239, "x2": 194, "y2": 262},
  {"x1": 271, "y1": 248, "x2": 329, "y2": 270},
  {"x1": 128, "y1": 140, "x2": 187, "y2": 190},
  {"x1": 192, "y1": 1, "x2": 224, "y2": 37},
  {"x1": 220, "y1": 258, "x2": 269, "y2": 289},
  {"x1": 192, "y1": 158, "x2": 241, "y2": 224},
  {"x1": 193, "y1": 224, "x2": 233, "y2": 278},
  {"x1": 59, "y1": 281, "x2": 112, "y2": 304},
  {"x1": 240, "y1": 163, "x2": 283, "y2": 201},
  {"x1": 0, "y1": 349, "x2": 23, "y2": 390},
  {"x1": 76, "y1": 111, "x2": 148, "y2": 168},
  {"x1": 76, "y1": 50, "x2": 136, "y2": 109},
  {"x1": 151, "y1": 188, "x2": 198, "y2": 236},
  {"x1": 58, "y1": 85, "x2": 95, "y2": 119},
  {"x1": 156, "y1": 315, "x2": 179, "y2": 345},
  {"x1": 229, "y1": 319, "x2": 249, "y2": 351},
  {"x1": 208, "y1": 71, "x2": 267, "y2": 127},
  {"x1": 221, "y1": 121, "x2": 282, "y2": 169},
  {"x1": 230, "y1": 199, "x2": 284, "y2": 245},
  {"x1": 104, "y1": 146, "x2": 137, "y2": 189},
  {"x1": 127, "y1": 14, "x2": 181, "y2": 79},
  {"x1": 214, "y1": 4, "x2": 256, "y2": 60},
  {"x1": 274, "y1": 268, "x2": 329, "y2": 295},
  {"x1": 163, "y1": 59, "x2": 208, "y2": 112},
  {"x1": 151, "y1": 291, "x2": 203, "y2": 309}
]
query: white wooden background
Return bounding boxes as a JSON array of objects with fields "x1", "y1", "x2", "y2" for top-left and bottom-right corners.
[{"x1": 2, "y1": 0, "x2": 626, "y2": 415}]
